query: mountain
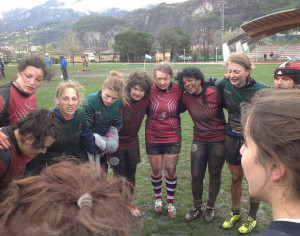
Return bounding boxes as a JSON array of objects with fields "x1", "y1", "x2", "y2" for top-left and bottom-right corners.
[
  {"x1": 0, "y1": 0, "x2": 129, "y2": 33},
  {"x1": 1, "y1": 0, "x2": 299, "y2": 47}
]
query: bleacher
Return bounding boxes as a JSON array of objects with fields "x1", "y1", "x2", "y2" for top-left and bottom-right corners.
[
  {"x1": 247, "y1": 44, "x2": 285, "y2": 62},
  {"x1": 278, "y1": 43, "x2": 300, "y2": 61}
]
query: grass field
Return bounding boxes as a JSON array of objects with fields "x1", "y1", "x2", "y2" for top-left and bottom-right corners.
[{"x1": 0, "y1": 62, "x2": 277, "y2": 236}]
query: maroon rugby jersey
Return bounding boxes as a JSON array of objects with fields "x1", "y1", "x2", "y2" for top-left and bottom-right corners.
[
  {"x1": 118, "y1": 97, "x2": 150, "y2": 150},
  {"x1": 0, "y1": 126, "x2": 31, "y2": 191},
  {"x1": 0, "y1": 82, "x2": 37, "y2": 127},
  {"x1": 182, "y1": 86, "x2": 225, "y2": 142},
  {"x1": 146, "y1": 82, "x2": 182, "y2": 143}
]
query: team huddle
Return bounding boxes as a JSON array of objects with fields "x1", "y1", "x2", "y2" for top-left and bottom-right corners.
[{"x1": 0, "y1": 53, "x2": 299, "y2": 235}]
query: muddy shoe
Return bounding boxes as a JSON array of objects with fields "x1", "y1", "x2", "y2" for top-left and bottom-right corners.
[
  {"x1": 204, "y1": 206, "x2": 215, "y2": 222},
  {"x1": 154, "y1": 199, "x2": 163, "y2": 213},
  {"x1": 185, "y1": 207, "x2": 202, "y2": 222},
  {"x1": 238, "y1": 216, "x2": 257, "y2": 234},
  {"x1": 222, "y1": 212, "x2": 240, "y2": 229},
  {"x1": 167, "y1": 203, "x2": 177, "y2": 218}
]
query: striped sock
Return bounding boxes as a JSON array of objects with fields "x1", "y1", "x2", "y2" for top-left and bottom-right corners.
[
  {"x1": 151, "y1": 174, "x2": 162, "y2": 200},
  {"x1": 165, "y1": 176, "x2": 177, "y2": 204}
]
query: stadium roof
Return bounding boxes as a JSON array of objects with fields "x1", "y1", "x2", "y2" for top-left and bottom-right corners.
[{"x1": 227, "y1": 8, "x2": 300, "y2": 45}]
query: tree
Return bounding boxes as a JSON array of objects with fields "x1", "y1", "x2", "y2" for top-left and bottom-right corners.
[
  {"x1": 113, "y1": 30, "x2": 154, "y2": 62},
  {"x1": 60, "y1": 30, "x2": 80, "y2": 65},
  {"x1": 157, "y1": 26, "x2": 191, "y2": 62},
  {"x1": 191, "y1": 27, "x2": 216, "y2": 61}
]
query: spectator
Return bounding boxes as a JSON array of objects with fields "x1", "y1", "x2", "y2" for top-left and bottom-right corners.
[
  {"x1": 44, "y1": 53, "x2": 53, "y2": 73},
  {"x1": 0, "y1": 59, "x2": 5, "y2": 78},
  {"x1": 263, "y1": 54, "x2": 267, "y2": 62},
  {"x1": 269, "y1": 51, "x2": 274, "y2": 58},
  {"x1": 60, "y1": 56, "x2": 68, "y2": 81}
]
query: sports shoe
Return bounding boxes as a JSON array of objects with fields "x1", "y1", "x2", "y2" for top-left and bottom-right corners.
[
  {"x1": 128, "y1": 203, "x2": 141, "y2": 217},
  {"x1": 204, "y1": 206, "x2": 215, "y2": 222},
  {"x1": 238, "y1": 216, "x2": 257, "y2": 234},
  {"x1": 167, "y1": 203, "x2": 177, "y2": 218},
  {"x1": 154, "y1": 199, "x2": 163, "y2": 213},
  {"x1": 222, "y1": 212, "x2": 240, "y2": 229},
  {"x1": 185, "y1": 207, "x2": 202, "y2": 222}
]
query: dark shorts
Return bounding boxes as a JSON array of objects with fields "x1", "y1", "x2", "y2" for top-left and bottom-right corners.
[
  {"x1": 146, "y1": 142, "x2": 181, "y2": 155},
  {"x1": 224, "y1": 134, "x2": 244, "y2": 166}
]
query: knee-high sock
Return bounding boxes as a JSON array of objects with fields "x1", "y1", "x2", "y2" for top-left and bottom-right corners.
[
  {"x1": 165, "y1": 176, "x2": 177, "y2": 204},
  {"x1": 151, "y1": 174, "x2": 162, "y2": 200}
]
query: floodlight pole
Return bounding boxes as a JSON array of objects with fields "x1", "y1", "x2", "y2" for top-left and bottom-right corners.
[{"x1": 221, "y1": 0, "x2": 225, "y2": 56}]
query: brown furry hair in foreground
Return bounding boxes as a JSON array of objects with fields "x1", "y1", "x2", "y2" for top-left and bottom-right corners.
[{"x1": 0, "y1": 160, "x2": 135, "y2": 236}]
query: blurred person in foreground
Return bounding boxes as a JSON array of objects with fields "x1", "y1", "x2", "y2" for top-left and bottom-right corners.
[
  {"x1": 0, "y1": 159, "x2": 136, "y2": 236},
  {"x1": 240, "y1": 88, "x2": 300, "y2": 236}
]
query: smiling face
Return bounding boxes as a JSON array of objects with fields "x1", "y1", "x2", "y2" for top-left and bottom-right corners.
[
  {"x1": 130, "y1": 85, "x2": 145, "y2": 101},
  {"x1": 182, "y1": 77, "x2": 202, "y2": 95},
  {"x1": 102, "y1": 89, "x2": 119, "y2": 106},
  {"x1": 227, "y1": 62, "x2": 250, "y2": 88},
  {"x1": 155, "y1": 70, "x2": 172, "y2": 90},
  {"x1": 15, "y1": 66, "x2": 44, "y2": 94},
  {"x1": 58, "y1": 87, "x2": 79, "y2": 119},
  {"x1": 274, "y1": 76, "x2": 294, "y2": 89}
]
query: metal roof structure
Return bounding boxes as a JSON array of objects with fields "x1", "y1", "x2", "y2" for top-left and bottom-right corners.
[{"x1": 227, "y1": 8, "x2": 300, "y2": 46}]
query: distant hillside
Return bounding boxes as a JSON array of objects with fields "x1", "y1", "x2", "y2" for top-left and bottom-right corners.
[
  {"x1": 0, "y1": 0, "x2": 129, "y2": 33},
  {"x1": 1, "y1": 0, "x2": 299, "y2": 47},
  {"x1": 72, "y1": 0, "x2": 300, "y2": 39}
]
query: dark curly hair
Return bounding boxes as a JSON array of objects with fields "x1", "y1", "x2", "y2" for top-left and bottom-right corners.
[
  {"x1": 18, "y1": 55, "x2": 53, "y2": 82},
  {"x1": 16, "y1": 109, "x2": 57, "y2": 148},
  {"x1": 125, "y1": 71, "x2": 152, "y2": 100},
  {"x1": 176, "y1": 67, "x2": 204, "y2": 89}
]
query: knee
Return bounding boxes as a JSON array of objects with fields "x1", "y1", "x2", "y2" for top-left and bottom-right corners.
[{"x1": 231, "y1": 173, "x2": 243, "y2": 183}]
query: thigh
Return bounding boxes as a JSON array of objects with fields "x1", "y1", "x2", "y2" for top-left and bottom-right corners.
[
  {"x1": 208, "y1": 141, "x2": 225, "y2": 171},
  {"x1": 161, "y1": 142, "x2": 181, "y2": 155},
  {"x1": 225, "y1": 134, "x2": 243, "y2": 166},
  {"x1": 191, "y1": 140, "x2": 209, "y2": 174},
  {"x1": 109, "y1": 150, "x2": 126, "y2": 176},
  {"x1": 146, "y1": 142, "x2": 162, "y2": 155},
  {"x1": 125, "y1": 146, "x2": 140, "y2": 169}
]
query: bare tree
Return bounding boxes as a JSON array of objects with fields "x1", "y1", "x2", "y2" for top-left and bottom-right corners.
[
  {"x1": 192, "y1": 27, "x2": 216, "y2": 61},
  {"x1": 61, "y1": 30, "x2": 80, "y2": 65}
]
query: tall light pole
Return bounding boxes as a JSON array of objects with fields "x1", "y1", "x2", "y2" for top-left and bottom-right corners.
[
  {"x1": 183, "y1": 49, "x2": 185, "y2": 63},
  {"x1": 221, "y1": 0, "x2": 225, "y2": 57}
]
